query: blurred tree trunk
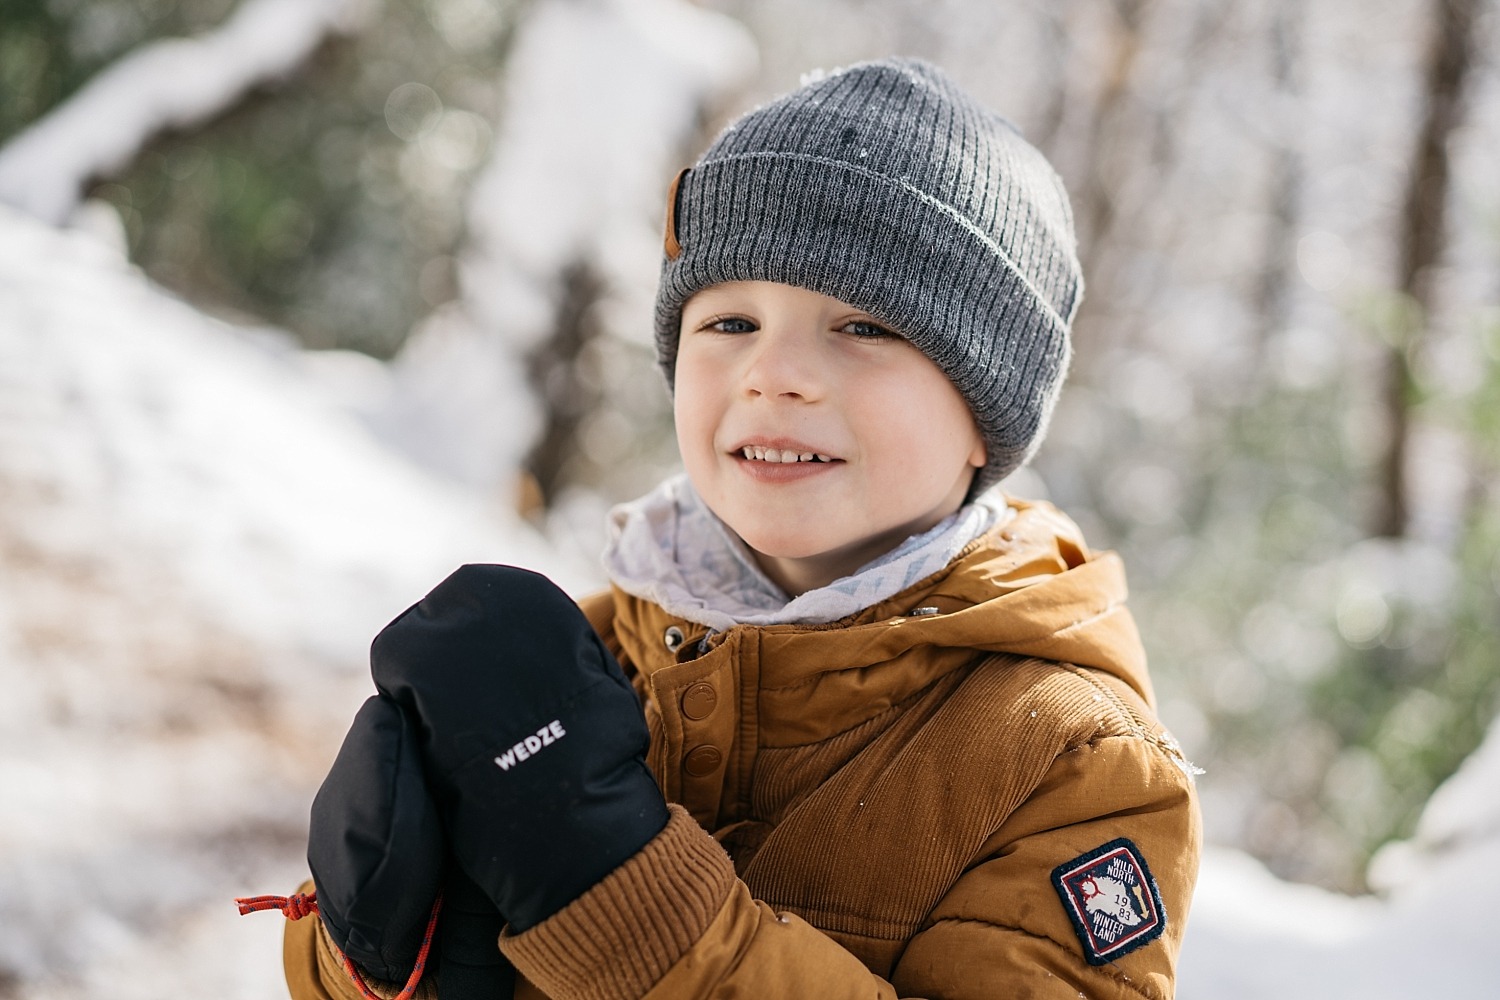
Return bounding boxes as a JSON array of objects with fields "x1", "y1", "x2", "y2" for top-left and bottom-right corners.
[
  {"x1": 1066, "y1": 0, "x2": 1244, "y2": 363},
  {"x1": 1074, "y1": 0, "x2": 1151, "y2": 276},
  {"x1": 1254, "y1": 0, "x2": 1305, "y2": 352},
  {"x1": 522, "y1": 260, "x2": 605, "y2": 514},
  {"x1": 1377, "y1": 0, "x2": 1483, "y2": 537}
]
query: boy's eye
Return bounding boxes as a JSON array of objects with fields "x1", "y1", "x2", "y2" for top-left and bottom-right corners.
[
  {"x1": 705, "y1": 315, "x2": 757, "y2": 334},
  {"x1": 841, "y1": 319, "x2": 897, "y2": 341}
]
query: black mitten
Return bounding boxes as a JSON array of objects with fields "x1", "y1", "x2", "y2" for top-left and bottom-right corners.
[
  {"x1": 307, "y1": 695, "x2": 445, "y2": 981},
  {"x1": 372, "y1": 564, "x2": 670, "y2": 932},
  {"x1": 435, "y1": 866, "x2": 516, "y2": 997},
  {"x1": 309, "y1": 695, "x2": 520, "y2": 998}
]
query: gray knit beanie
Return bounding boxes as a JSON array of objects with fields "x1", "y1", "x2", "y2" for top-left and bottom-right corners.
[{"x1": 654, "y1": 57, "x2": 1083, "y2": 495}]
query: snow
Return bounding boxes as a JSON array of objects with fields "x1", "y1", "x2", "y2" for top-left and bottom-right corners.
[
  {"x1": 0, "y1": 203, "x2": 584, "y2": 997},
  {"x1": 0, "y1": 0, "x2": 367, "y2": 225},
  {"x1": 1179, "y1": 719, "x2": 1500, "y2": 995},
  {"x1": 1179, "y1": 717, "x2": 1500, "y2": 996}
]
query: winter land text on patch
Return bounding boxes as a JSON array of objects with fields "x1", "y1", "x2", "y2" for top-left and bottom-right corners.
[{"x1": 1051, "y1": 838, "x2": 1166, "y2": 965}]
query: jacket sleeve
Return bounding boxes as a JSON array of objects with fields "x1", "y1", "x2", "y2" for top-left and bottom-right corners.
[
  {"x1": 892, "y1": 729, "x2": 1200, "y2": 999},
  {"x1": 499, "y1": 719, "x2": 1200, "y2": 999},
  {"x1": 500, "y1": 805, "x2": 898, "y2": 1000}
]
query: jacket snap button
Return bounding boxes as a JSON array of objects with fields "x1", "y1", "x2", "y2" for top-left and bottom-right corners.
[
  {"x1": 683, "y1": 745, "x2": 722, "y2": 776},
  {"x1": 663, "y1": 626, "x2": 685, "y2": 652},
  {"x1": 681, "y1": 682, "x2": 717, "y2": 720}
]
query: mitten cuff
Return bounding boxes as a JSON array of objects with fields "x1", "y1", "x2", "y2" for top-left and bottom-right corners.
[
  {"x1": 499, "y1": 804, "x2": 735, "y2": 1000},
  {"x1": 285, "y1": 880, "x2": 440, "y2": 1000}
]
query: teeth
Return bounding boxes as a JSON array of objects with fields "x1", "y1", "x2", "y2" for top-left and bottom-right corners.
[{"x1": 740, "y1": 446, "x2": 832, "y2": 463}]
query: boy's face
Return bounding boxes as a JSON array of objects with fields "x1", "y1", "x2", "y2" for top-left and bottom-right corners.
[{"x1": 674, "y1": 281, "x2": 986, "y2": 597}]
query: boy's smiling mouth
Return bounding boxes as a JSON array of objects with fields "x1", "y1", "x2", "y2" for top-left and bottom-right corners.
[
  {"x1": 738, "y1": 445, "x2": 835, "y2": 464},
  {"x1": 728, "y1": 439, "x2": 844, "y2": 482}
]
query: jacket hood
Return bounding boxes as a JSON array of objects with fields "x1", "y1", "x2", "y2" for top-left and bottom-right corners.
[{"x1": 605, "y1": 492, "x2": 1152, "y2": 714}]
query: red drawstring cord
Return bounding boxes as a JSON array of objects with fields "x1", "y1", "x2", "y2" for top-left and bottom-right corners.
[
  {"x1": 236, "y1": 892, "x2": 321, "y2": 919},
  {"x1": 236, "y1": 890, "x2": 443, "y2": 1000}
]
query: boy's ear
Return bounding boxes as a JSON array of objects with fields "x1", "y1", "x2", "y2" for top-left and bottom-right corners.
[
  {"x1": 968, "y1": 430, "x2": 987, "y2": 469},
  {"x1": 663, "y1": 168, "x2": 689, "y2": 261}
]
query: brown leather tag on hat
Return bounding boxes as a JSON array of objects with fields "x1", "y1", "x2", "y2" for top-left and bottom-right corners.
[{"x1": 663, "y1": 168, "x2": 688, "y2": 260}]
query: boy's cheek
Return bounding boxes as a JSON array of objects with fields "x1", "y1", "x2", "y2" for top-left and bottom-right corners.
[{"x1": 671, "y1": 366, "x2": 723, "y2": 445}]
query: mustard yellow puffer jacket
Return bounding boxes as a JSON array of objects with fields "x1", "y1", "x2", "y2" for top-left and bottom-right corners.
[{"x1": 284, "y1": 498, "x2": 1201, "y2": 999}]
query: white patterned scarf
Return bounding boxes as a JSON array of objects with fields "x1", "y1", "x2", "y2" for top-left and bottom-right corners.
[{"x1": 602, "y1": 473, "x2": 1010, "y2": 633}]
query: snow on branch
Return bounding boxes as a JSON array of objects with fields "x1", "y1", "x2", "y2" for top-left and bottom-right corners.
[{"x1": 0, "y1": 0, "x2": 367, "y2": 226}]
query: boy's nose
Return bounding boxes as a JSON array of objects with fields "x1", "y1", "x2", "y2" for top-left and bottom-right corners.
[{"x1": 740, "y1": 328, "x2": 825, "y2": 401}]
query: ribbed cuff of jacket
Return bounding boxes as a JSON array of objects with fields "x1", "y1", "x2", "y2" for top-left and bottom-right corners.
[{"x1": 499, "y1": 804, "x2": 736, "y2": 1000}]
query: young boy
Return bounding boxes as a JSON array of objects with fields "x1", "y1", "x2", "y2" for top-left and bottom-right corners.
[{"x1": 267, "y1": 57, "x2": 1200, "y2": 1000}]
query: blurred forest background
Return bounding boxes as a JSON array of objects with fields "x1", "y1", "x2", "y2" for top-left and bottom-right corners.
[{"x1": 2, "y1": 0, "x2": 1496, "y2": 914}]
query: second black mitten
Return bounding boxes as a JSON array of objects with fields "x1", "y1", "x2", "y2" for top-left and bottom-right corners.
[{"x1": 307, "y1": 694, "x2": 445, "y2": 981}]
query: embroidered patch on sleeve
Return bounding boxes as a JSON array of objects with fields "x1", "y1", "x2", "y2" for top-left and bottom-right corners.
[{"x1": 1051, "y1": 838, "x2": 1166, "y2": 965}]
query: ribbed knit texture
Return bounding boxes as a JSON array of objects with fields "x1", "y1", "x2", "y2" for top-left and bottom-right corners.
[
  {"x1": 499, "y1": 805, "x2": 735, "y2": 1000},
  {"x1": 655, "y1": 57, "x2": 1084, "y2": 493}
]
